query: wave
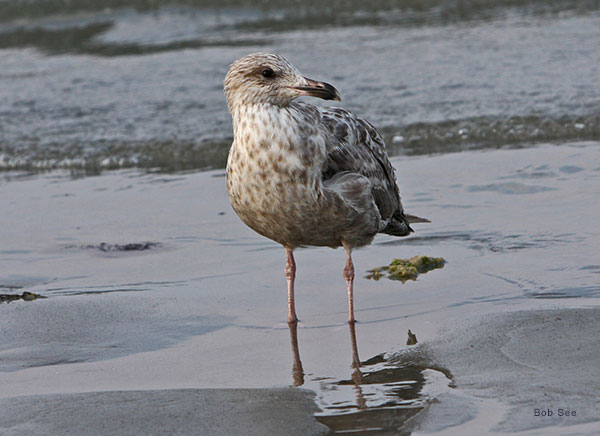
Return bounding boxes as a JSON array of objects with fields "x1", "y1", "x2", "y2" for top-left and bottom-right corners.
[
  {"x1": 1, "y1": 113, "x2": 598, "y2": 173},
  {"x1": 381, "y1": 113, "x2": 600, "y2": 156}
]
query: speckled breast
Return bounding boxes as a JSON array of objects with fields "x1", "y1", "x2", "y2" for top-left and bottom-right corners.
[{"x1": 225, "y1": 136, "x2": 328, "y2": 247}]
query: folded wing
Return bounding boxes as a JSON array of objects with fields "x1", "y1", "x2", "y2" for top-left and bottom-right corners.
[{"x1": 319, "y1": 107, "x2": 413, "y2": 236}]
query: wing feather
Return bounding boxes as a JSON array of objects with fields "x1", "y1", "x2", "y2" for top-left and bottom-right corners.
[{"x1": 318, "y1": 107, "x2": 408, "y2": 231}]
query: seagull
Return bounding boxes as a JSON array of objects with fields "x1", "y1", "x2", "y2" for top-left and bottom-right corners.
[{"x1": 224, "y1": 53, "x2": 425, "y2": 324}]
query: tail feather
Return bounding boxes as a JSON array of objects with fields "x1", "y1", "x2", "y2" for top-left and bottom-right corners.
[{"x1": 405, "y1": 214, "x2": 430, "y2": 224}]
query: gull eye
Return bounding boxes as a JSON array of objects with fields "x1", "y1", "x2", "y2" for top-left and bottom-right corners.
[{"x1": 261, "y1": 68, "x2": 274, "y2": 78}]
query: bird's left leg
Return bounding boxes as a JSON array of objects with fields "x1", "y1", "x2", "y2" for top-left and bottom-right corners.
[
  {"x1": 285, "y1": 247, "x2": 298, "y2": 324},
  {"x1": 342, "y1": 242, "x2": 356, "y2": 324}
]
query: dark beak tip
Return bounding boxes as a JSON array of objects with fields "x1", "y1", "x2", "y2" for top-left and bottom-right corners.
[
  {"x1": 297, "y1": 78, "x2": 341, "y2": 101},
  {"x1": 322, "y1": 82, "x2": 341, "y2": 101}
]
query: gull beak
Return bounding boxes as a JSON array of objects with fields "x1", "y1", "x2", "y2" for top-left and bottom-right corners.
[{"x1": 292, "y1": 77, "x2": 341, "y2": 101}]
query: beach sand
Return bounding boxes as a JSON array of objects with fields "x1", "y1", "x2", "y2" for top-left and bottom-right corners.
[{"x1": 1, "y1": 143, "x2": 599, "y2": 434}]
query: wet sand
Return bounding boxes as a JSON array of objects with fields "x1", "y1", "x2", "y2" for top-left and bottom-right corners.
[
  {"x1": 1, "y1": 143, "x2": 600, "y2": 434},
  {"x1": 0, "y1": 389, "x2": 328, "y2": 436},
  {"x1": 406, "y1": 308, "x2": 600, "y2": 435}
]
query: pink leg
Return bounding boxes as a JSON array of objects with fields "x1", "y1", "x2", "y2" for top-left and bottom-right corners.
[
  {"x1": 343, "y1": 244, "x2": 356, "y2": 324},
  {"x1": 285, "y1": 247, "x2": 298, "y2": 324}
]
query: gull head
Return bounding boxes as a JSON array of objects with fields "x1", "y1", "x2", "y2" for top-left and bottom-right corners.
[{"x1": 224, "y1": 52, "x2": 340, "y2": 111}]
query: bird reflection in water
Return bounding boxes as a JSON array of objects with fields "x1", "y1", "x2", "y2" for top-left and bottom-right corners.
[
  {"x1": 288, "y1": 322, "x2": 449, "y2": 435},
  {"x1": 288, "y1": 320, "x2": 304, "y2": 387},
  {"x1": 348, "y1": 322, "x2": 367, "y2": 411}
]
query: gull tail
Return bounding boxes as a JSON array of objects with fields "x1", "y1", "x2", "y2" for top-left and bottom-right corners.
[{"x1": 405, "y1": 214, "x2": 431, "y2": 224}]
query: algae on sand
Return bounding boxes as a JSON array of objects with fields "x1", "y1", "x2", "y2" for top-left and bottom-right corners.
[{"x1": 366, "y1": 255, "x2": 446, "y2": 282}]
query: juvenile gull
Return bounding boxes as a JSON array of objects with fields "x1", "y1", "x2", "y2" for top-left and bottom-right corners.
[{"x1": 224, "y1": 53, "x2": 424, "y2": 324}]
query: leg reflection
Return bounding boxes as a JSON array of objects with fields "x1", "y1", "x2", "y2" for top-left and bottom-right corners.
[
  {"x1": 288, "y1": 321, "x2": 304, "y2": 386},
  {"x1": 348, "y1": 322, "x2": 366, "y2": 410}
]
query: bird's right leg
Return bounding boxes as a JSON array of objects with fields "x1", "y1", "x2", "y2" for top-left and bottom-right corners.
[
  {"x1": 285, "y1": 247, "x2": 298, "y2": 324},
  {"x1": 343, "y1": 242, "x2": 356, "y2": 324}
]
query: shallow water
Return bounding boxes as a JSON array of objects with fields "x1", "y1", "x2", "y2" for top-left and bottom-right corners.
[
  {"x1": 1, "y1": 0, "x2": 600, "y2": 171},
  {"x1": 1, "y1": 1, "x2": 600, "y2": 434}
]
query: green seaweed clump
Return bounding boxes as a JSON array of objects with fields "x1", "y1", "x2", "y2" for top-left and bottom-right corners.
[{"x1": 366, "y1": 255, "x2": 446, "y2": 282}]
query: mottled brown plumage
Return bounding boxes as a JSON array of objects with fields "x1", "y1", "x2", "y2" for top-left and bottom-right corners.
[{"x1": 224, "y1": 53, "x2": 417, "y2": 323}]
